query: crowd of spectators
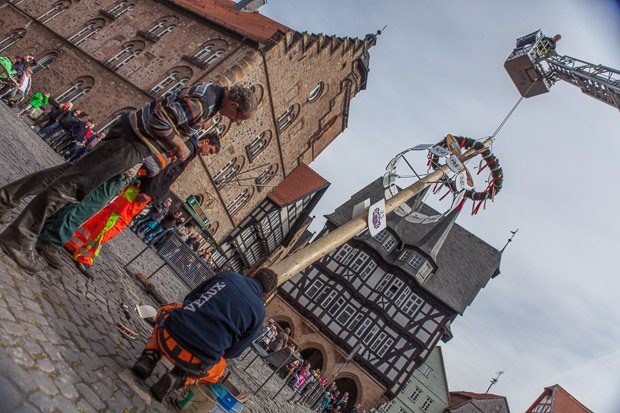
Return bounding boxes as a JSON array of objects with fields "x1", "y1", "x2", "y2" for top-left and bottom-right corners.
[
  {"x1": 1, "y1": 53, "x2": 221, "y2": 281},
  {"x1": 255, "y1": 320, "x2": 366, "y2": 413},
  {"x1": 128, "y1": 199, "x2": 219, "y2": 274},
  {"x1": 1, "y1": 52, "x2": 102, "y2": 163}
]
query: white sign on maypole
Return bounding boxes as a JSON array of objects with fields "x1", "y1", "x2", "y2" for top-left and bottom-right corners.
[{"x1": 367, "y1": 198, "x2": 387, "y2": 237}]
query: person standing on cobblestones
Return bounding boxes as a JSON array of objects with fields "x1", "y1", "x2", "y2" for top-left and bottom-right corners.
[
  {"x1": 0, "y1": 83, "x2": 257, "y2": 273},
  {"x1": 132, "y1": 267, "x2": 278, "y2": 401},
  {"x1": 132, "y1": 197, "x2": 171, "y2": 235},
  {"x1": 37, "y1": 136, "x2": 220, "y2": 276}
]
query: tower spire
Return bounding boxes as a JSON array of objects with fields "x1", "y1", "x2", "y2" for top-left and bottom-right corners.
[
  {"x1": 485, "y1": 370, "x2": 505, "y2": 393},
  {"x1": 499, "y1": 229, "x2": 518, "y2": 254}
]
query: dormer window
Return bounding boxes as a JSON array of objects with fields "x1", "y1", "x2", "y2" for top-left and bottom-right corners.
[
  {"x1": 383, "y1": 236, "x2": 397, "y2": 252},
  {"x1": 374, "y1": 230, "x2": 388, "y2": 242},
  {"x1": 417, "y1": 263, "x2": 433, "y2": 283},
  {"x1": 397, "y1": 250, "x2": 410, "y2": 261},
  {"x1": 408, "y1": 254, "x2": 423, "y2": 269}
]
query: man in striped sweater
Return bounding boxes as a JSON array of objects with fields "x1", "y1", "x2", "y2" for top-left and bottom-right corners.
[{"x1": 0, "y1": 83, "x2": 257, "y2": 274}]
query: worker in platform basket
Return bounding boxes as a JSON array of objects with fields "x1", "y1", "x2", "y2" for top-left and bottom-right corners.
[{"x1": 132, "y1": 267, "x2": 278, "y2": 401}]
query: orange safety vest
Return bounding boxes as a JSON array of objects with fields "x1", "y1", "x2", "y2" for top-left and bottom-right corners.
[{"x1": 64, "y1": 185, "x2": 150, "y2": 265}]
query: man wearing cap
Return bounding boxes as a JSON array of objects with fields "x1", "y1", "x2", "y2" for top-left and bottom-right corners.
[
  {"x1": 132, "y1": 267, "x2": 278, "y2": 401},
  {"x1": 0, "y1": 83, "x2": 257, "y2": 274}
]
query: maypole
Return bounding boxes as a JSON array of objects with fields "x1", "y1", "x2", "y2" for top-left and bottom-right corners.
[{"x1": 270, "y1": 136, "x2": 496, "y2": 285}]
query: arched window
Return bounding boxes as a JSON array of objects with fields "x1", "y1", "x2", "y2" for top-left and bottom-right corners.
[
  {"x1": 55, "y1": 76, "x2": 94, "y2": 104},
  {"x1": 146, "y1": 16, "x2": 177, "y2": 39},
  {"x1": 0, "y1": 28, "x2": 25, "y2": 53},
  {"x1": 277, "y1": 104, "x2": 299, "y2": 132},
  {"x1": 255, "y1": 164, "x2": 278, "y2": 190},
  {"x1": 68, "y1": 19, "x2": 105, "y2": 46},
  {"x1": 106, "y1": 41, "x2": 144, "y2": 71},
  {"x1": 204, "y1": 50, "x2": 224, "y2": 66},
  {"x1": 308, "y1": 82, "x2": 324, "y2": 102},
  {"x1": 31, "y1": 51, "x2": 58, "y2": 77},
  {"x1": 205, "y1": 221, "x2": 219, "y2": 236},
  {"x1": 250, "y1": 84, "x2": 264, "y2": 105},
  {"x1": 38, "y1": 1, "x2": 71, "y2": 24},
  {"x1": 213, "y1": 156, "x2": 245, "y2": 188},
  {"x1": 98, "y1": 107, "x2": 136, "y2": 134},
  {"x1": 227, "y1": 188, "x2": 254, "y2": 216},
  {"x1": 105, "y1": 1, "x2": 135, "y2": 18},
  {"x1": 191, "y1": 40, "x2": 227, "y2": 67},
  {"x1": 196, "y1": 113, "x2": 228, "y2": 140},
  {"x1": 245, "y1": 130, "x2": 272, "y2": 162},
  {"x1": 149, "y1": 66, "x2": 192, "y2": 97}
]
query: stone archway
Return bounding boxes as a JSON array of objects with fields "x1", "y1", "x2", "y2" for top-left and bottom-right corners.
[
  {"x1": 273, "y1": 315, "x2": 295, "y2": 338},
  {"x1": 334, "y1": 375, "x2": 360, "y2": 410},
  {"x1": 299, "y1": 348, "x2": 324, "y2": 371},
  {"x1": 298, "y1": 342, "x2": 328, "y2": 373}
]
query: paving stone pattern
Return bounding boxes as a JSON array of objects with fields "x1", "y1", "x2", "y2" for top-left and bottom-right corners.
[{"x1": 0, "y1": 103, "x2": 315, "y2": 413}]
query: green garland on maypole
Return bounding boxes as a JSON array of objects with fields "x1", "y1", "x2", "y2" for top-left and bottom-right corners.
[{"x1": 429, "y1": 136, "x2": 503, "y2": 213}]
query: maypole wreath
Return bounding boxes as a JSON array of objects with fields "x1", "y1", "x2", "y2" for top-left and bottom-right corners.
[
  {"x1": 429, "y1": 135, "x2": 503, "y2": 214},
  {"x1": 383, "y1": 135, "x2": 503, "y2": 221}
]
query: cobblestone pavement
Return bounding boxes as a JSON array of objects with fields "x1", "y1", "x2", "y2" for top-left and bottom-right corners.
[{"x1": 0, "y1": 103, "x2": 314, "y2": 413}]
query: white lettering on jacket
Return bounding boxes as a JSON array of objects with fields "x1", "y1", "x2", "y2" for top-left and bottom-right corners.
[{"x1": 183, "y1": 282, "x2": 226, "y2": 312}]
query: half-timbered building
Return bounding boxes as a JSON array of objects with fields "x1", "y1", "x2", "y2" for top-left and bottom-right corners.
[
  {"x1": 267, "y1": 178, "x2": 502, "y2": 409},
  {"x1": 214, "y1": 163, "x2": 329, "y2": 272}
]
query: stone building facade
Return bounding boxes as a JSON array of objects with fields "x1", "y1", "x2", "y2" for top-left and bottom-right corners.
[
  {"x1": 0, "y1": 0, "x2": 375, "y2": 261},
  {"x1": 267, "y1": 178, "x2": 502, "y2": 410}
]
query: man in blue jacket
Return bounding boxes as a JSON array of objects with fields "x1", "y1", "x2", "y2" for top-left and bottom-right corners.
[{"x1": 132, "y1": 267, "x2": 278, "y2": 401}]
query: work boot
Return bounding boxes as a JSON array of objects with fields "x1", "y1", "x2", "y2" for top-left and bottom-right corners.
[
  {"x1": 131, "y1": 350, "x2": 159, "y2": 380},
  {"x1": 36, "y1": 241, "x2": 65, "y2": 269},
  {"x1": 76, "y1": 262, "x2": 94, "y2": 279},
  {"x1": 150, "y1": 367, "x2": 186, "y2": 402},
  {"x1": 0, "y1": 239, "x2": 42, "y2": 274}
]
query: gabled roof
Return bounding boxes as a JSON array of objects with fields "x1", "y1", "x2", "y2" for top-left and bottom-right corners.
[
  {"x1": 449, "y1": 391, "x2": 510, "y2": 412},
  {"x1": 269, "y1": 163, "x2": 330, "y2": 207},
  {"x1": 525, "y1": 384, "x2": 593, "y2": 413},
  {"x1": 326, "y1": 178, "x2": 501, "y2": 314},
  {"x1": 169, "y1": 0, "x2": 290, "y2": 43}
]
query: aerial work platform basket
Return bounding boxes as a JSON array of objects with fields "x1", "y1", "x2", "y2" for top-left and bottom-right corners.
[{"x1": 504, "y1": 30, "x2": 556, "y2": 98}]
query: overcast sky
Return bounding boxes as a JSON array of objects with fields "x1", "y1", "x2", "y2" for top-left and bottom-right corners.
[{"x1": 261, "y1": 1, "x2": 620, "y2": 411}]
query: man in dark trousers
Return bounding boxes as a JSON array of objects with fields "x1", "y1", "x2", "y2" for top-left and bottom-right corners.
[
  {"x1": 0, "y1": 83, "x2": 257, "y2": 273},
  {"x1": 132, "y1": 267, "x2": 278, "y2": 401},
  {"x1": 36, "y1": 135, "x2": 220, "y2": 272}
]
